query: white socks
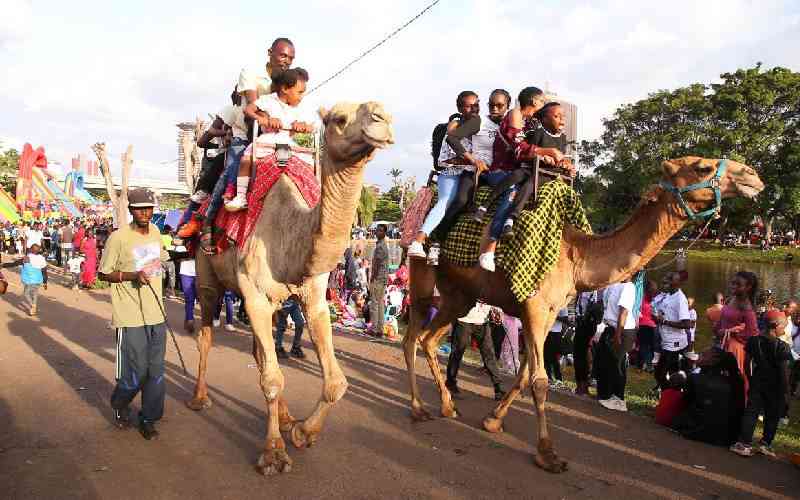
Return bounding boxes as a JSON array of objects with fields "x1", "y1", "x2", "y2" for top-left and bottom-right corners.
[{"x1": 236, "y1": 176, "x2": 250, "y2": 198}]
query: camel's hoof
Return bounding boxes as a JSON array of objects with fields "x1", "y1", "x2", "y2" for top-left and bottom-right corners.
[
  {"x1": 279, "y1": 415, "x2": 296, "y2": 433},
  {"x1": 290, "y1": 422, "x2": 316, "y2": 449},
  {"x1": 410, "y1": 407, "x2": 433, "y2": 422},
  {"x1": 533, "y1": 452, "x2": 569, "y2": 474},
  {"x1": 186, "y1": 397, "x2": 212, "y2": 411},
  {"x1": 440, "y1": 404, "x2": 459, "y2": 419},
  {"x1": 482, "y1": 415, "x2": 504, "y2": 434},
  {"x1": 256, "y1": 449, "x2": 293, "y2": 476}
]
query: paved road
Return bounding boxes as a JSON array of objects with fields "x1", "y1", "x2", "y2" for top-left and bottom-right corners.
[{"x1": 1, "y1": 263, "x2": 798, "y2": 500}]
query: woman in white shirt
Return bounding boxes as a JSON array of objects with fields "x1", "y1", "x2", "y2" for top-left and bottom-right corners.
[{"x1": 225, "y1": 68, "x2": 317, "y2": 212}]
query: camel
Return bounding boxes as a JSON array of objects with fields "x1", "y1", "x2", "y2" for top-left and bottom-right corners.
[
  {"x1": 403, "y1": 157, "x2": 764, "y2": 473},
  {"x1": 187, "y1": 101, "x2": 394, "y2": 475}
]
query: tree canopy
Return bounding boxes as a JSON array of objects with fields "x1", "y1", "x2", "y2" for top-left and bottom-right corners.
[{"x1": 579, "y1": 64, "x2": 800, "y2": 236}]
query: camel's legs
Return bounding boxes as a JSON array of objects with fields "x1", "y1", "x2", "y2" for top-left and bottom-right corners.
[
  {"x1": 522, "y1": 299, "x2": 568, "y2": 473},
  {"x1": 483, "y1": 354, "x2": 530, "y2": 433},
  {"x1": 187, "y1": 281, "x2": 220, "y2": 411},
  {"x1": 402, "y1": 294, "x2": 433, "y2": 421},
  {"x1": 290, "y1": 274, "x2": 348, "y2": 449},
  {"x1": 418, "y1": 291, "x2": 472, "y2": 419},
  {"x1": 238, "y1": 279, "x2": 291, "y2": 476}
]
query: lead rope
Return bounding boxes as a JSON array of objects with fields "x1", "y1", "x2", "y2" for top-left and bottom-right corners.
[
  {"x1": 645, "y1": 215, "x2": 716, "y2": 272},
  {"x1": 147, "y1": 282, "x2": 188, "y2": 375}
]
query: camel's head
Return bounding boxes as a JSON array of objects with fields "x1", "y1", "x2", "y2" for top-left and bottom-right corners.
[
  {"x1": 659, "y1": 156, "x2": 764, "y2": 216},
  {"x1": 319, "y1": 101, "x2": 394, "y2": 163}
]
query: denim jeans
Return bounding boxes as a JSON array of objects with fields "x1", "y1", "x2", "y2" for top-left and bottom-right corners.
[
  {"x1": 206, "y1": 138, "x2": 248, "y2": 225},
  {"x1": 214, "y1": 291, "x2": 235, "y2": 325},
  {"x1": 274, "y1": 299, "x2": 305, "y2": 350},
  {"x1": 481, "y1": 170, "x2": 515, "y2": 241},
  {"x1": 180, "y1": 274, "x2": 196, "y2": 321},
  {"x1": 421, "y1": 173, "x2": 460, "y2": 236}
]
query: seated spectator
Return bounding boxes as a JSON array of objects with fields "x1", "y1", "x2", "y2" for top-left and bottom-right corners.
[
  {"x1": 655, "y1": 371, "x2": 688, "y2": 427},
  {"x1": 672, "y1": 348, "x2": 745, "y2": 447}
]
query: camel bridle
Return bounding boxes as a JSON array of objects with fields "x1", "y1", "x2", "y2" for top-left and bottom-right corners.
[{"x1": 659, "y1": 159, "x2": 728, "y2": 221}]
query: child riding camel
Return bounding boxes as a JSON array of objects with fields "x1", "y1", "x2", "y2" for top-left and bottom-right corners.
[
  {"x1": 476, "y1": 100, "x2": 576, "y2": 272},
  {"x1": 224, "y1": 68, "x2": 316, "y2": 212}
]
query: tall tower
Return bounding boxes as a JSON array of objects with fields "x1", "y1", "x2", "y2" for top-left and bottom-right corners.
[{"x1": 176, "y1": 122, "x2": 195, "y2": 184}]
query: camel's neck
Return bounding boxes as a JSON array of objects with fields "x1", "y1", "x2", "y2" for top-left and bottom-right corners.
[
  {"x1": 576, "y1": 187, "x2": 689, "y2": 289},
  {"x1": 304, "y1": 153, "x2": 367, "y2": 277}
]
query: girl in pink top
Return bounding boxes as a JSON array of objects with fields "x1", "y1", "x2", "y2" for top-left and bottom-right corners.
[
  {"x1": 637, "y1": 280, "x2": 658, "y2": 369},
  {"x1": 715, "y1": 271, "x2": 759, "y2": 398}
]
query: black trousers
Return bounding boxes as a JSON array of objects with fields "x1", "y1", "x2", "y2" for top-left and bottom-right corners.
[
  {"x1": 596, "y1": 326, "x2": 636, "y2": 400},
  {"x1": 573, "y1": 318, "x2": 595, "y2": 384},
  {"x1": 655, "y1": 348, "x2": 687, "y2": 389},
  {"x1": 544, "y1": 330, "x2": 563, "y2": 381},
  {"x1": 739, "y1": 380, "x2": 784, "y2": 445},
  {"x1": 637, "y1": 325, "x2": 656, "y2": 367},
  {"x1": 110, "y1": 324, "x2": 167, "y2": 423},
  {"x1": 194, "y1": 153, "x2": 226, "y2": 195},
  {"x1": 446, "y1": 321, "x2": 502, "y2": 388}
]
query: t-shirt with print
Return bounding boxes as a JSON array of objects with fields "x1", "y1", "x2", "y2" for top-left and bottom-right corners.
[
  {"x1": 657, "y1": 289, "x2": 691, "y2": 351},
  {"x1": 99, "y1": 223, "x2": 168, "y2": 328},
  {"x1": 67, "y1": 255, "x2": 85, "y2": 274}
]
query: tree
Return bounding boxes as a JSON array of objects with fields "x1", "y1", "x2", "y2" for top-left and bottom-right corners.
[
  {"x1": 92, "y1": 142, "x2": 133, "y2": 228},
  {"x1": 0, "y1": 145, "x2": 19, "y2": 194},
  {"x1": 373, "y1": 196, "x2": 401, "y2": 222},
  {"x1": 581, "y1": 64, "x2": 800, "y2": 235},
  {"x1": 356, "y1": 185, "x2": 377, "y2": 227}
]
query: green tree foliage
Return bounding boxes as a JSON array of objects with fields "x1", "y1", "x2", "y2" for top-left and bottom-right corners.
[
  {"x1": 0, "y1": 145, "x2": 20, "y2": 194},
  {"x1": 357, "y1": 186, "x2": 377, "y2": 227},
  {"x1": 373, "y1": 196, "x2": 401, "y2": 222},
  {"x1": 581, "y1": 64, "x2": 800, "y2": 235}
]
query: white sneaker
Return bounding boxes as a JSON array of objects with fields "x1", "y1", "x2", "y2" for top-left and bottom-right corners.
[
  {"x1": 224, "y1": 323, "x2": 235, "y2": 332},
  {"x1": 212, "y1": 319, "x2": 221, "y2": 327},
  {"x1": 599, "y1": 398, "x2": 617, "y2": 410},
  {"x1": 615, "y1": 398, "x2": 628, "y2": 412},
  {"x1": 652, "y1": 352, "x2": 661, "y2": 364},
  {"x1": 427, "y1": 244, "x2": 440, "y2": 266},
  {"x1": 190, "y1": 190, "x2": 209, "y2": 203},
  {"x1": 780, "y1": 417, "x2": 790, "y2": 427},
  {"x1": 408, "y1": 241, "x2": 426, "y2": 259},
  {"x1": 224, "y1": 194, "x2": 247, "y2": 212},
  {"x1": 479, "y1": 252, "x2": 496, "y2": 272}
]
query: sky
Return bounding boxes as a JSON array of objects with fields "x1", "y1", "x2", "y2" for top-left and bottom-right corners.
[{"x1": 1, "y1": 0, "x2": 799, "y2": 188}]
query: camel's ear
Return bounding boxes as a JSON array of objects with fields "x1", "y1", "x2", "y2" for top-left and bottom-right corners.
[
  {"x1": 693, "y1": 158, "x2": 715, "y2": 176},
  {"x1": 318, "y1": 107, "x2": 330, "y2": 124},
  {"x1": 661, "y1": 160, "x2": 681, "y2": 177}
]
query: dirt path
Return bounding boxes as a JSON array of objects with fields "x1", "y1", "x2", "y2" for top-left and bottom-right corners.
[{"x1": 1, "y1": 263, "x2": 798, "y2": 500}]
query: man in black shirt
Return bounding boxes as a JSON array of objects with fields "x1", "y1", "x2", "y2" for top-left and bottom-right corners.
[{"x1": 731, "y1": 310, "x2": 793, "y2": 457}]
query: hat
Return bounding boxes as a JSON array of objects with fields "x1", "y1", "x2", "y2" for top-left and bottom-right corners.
[
  {"x1": 128, "y1": 189, "x2": 156, "y2": 208},
  {"x1": 766, "y1": 309, "x2": 786, "y2": 327}
]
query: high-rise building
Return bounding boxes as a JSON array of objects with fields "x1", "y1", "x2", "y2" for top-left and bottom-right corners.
[{"x1": 176, "y1": 122, "x2": 196, "y2": 184}]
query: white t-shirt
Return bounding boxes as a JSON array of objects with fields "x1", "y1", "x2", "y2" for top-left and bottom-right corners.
[
  {"x1": 67, "y1": 256, "x2": 85, "y2": 274},
  {"x1": 472, "y1": 115, "x2": 499, "y2": 166},
  {"x1": 687, "y1": 309, "x2": 698, "y2": 342},
  {"x1": 27, "y1": 230, "x2": 43, "y2": 248},
  {"x1": 459, "y1": 302, "x2": 490, "y2": 325},
  {"x1": 603, "y1": 282, "x2": 637, "y2": 330},
  {"x1": 657, "y1": 289, "x2": 691, "y2": 351},
  {"x1": 179, "y1": 259, "x2": 196, "y2": 277},
  {"x1": 252, "y1": 93, "x2": 319, "y2": 164},
  {"x1": 218, "y1": 104, "x2": 248, "y2": 141},
  {"x1": 237, "y1": 66, "x2": 273, "y2": 98},
  {"x1": 550, "y1": 308, "x2": 569, "y2": 333},
  {"x1": 27, "y1": 253, "x2": 47, "y2": 269}
]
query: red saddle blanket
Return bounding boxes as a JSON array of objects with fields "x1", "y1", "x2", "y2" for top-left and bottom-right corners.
[{"x1": 205, "y1": 155, "x2": 320, "y2": 250}]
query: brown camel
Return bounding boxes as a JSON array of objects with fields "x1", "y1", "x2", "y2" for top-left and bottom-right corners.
[
  {"x1": 187, "y1": 101, "x2": 394, "y2": 475},
  {"x1": 403, "y1": 157, "x2": 764, "y2": 473}
]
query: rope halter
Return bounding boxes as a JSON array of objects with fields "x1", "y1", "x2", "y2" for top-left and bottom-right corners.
[{"x1": 659, "y1": 159, "x2": 728, "y2": 221}]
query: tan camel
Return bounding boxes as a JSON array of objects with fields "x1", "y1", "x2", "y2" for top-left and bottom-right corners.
[
  {"x1": 187, "y1": 101, "x2": 393, "y2": 475},
  {"x1": 403, "y1": 157, "x2": 764, "y2": 473}
]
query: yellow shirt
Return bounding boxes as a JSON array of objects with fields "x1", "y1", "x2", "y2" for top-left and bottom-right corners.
[{"x1": 99, "y1": 223, "x2": 169, "y2": 328}]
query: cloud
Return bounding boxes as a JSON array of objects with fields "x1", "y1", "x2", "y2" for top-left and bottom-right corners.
[{"x1": 0, "y1": 0, "x2": 798, "y2": 190}]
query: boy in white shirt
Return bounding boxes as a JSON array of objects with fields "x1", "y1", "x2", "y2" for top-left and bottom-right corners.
[
  {"x1": 654, "y1": 272, "x2": 693, "y2": 389},
  {"x1": 67, "y1": 252, "x2": 85, "y2": 290},
  {"x1": 597, "y1": 281, "x2": 637, "y2": 412}
]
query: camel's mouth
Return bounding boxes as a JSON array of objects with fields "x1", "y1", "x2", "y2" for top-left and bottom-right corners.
[
  {"x1": 736, "y1": 182, "x2": 764, "y2": 199},
  {"x1": 362, "y1": 127, "x2": 394, "y2": 149}
]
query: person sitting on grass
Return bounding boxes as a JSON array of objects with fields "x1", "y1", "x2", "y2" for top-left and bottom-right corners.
[
  {"x1": 474, "y1": 101, "x2": 575, "y2": 271},
  {"x1": 730, "y1": 309, "x2": 794, "y2": 458},
  {"x1": 224, "y1": 68, "x2": 316, "y2": 212}
]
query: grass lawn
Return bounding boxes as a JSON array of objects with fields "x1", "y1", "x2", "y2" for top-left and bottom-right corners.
[{"x1": 662, "y1": 241, "x2": 800, "y2": 265}]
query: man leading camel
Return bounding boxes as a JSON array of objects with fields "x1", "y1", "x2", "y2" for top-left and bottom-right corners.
[{"x1": 99, "y1": 189, "x2": 169, "y2": 440}]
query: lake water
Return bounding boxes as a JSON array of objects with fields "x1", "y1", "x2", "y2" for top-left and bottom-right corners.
[{"x1": 646, "y1": 256, "x2": 800, "y2": 346}]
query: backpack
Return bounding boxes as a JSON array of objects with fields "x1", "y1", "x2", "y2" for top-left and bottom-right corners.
[{"x1": 431, "y1": 122, "x2": 449, "y2": 170}]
